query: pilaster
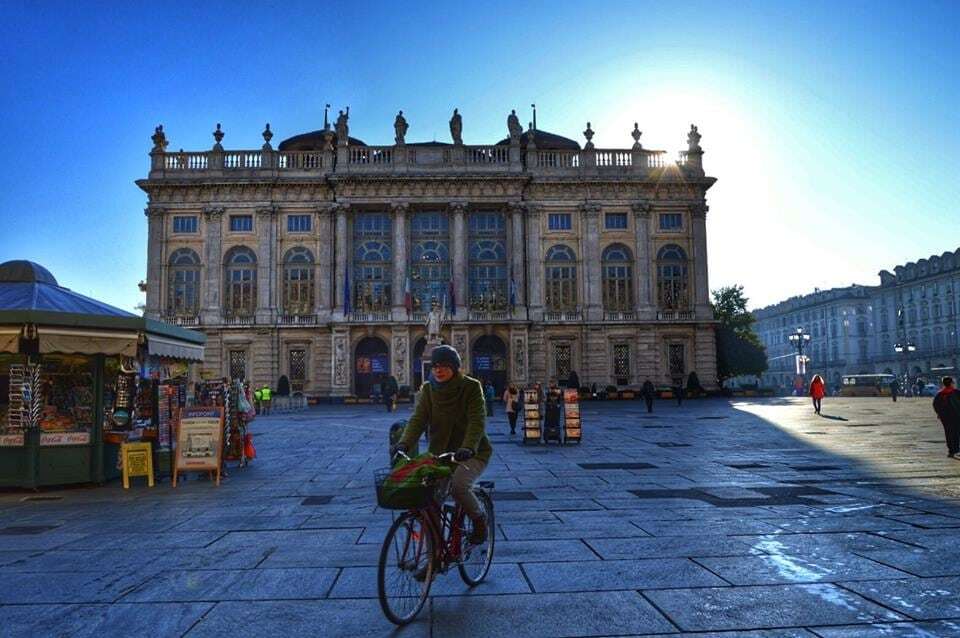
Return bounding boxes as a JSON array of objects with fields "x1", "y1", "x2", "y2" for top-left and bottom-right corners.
[
  {"x1": 255, "y1": 206, "x2": 276, "y2": 324},
  {"x1": 450, "y1": 202, "x2": 468, "y2": 321},
  {"x1": 391, "y1": 202, "x2": 409, "y2": 320},
  {"x1": 333, "y1": 203, "x2": 349, "y2": 320},
  {"x1": 510, "y1": 325, "x2": 529, "y2": 385},
  {"x1": 632, "y1": 202, "x2": 654, "y2": 319},
  {"x1": 144, "y1": 207, "x2": 164, "y2": 320},
  {"x1": 690, "y1": 203, "x2": 711, "y2": 317},
  {"x1": 581, "y1": 203, "x2": 602, "y2": 321},
  {"x1": 201, "y1": 206, "x2": 224, "y2": 324},
  {"x1": 508, "y1": 202, "x2": 527, "y2": 316},
  {"x1": 331, "y1": 327, "x2": 350, "y2": 395},
  {"x1": 392, "y1": 326, "x2": 410, "y2": 387},
  {"x1": 315, "y1": 204, "x2": 334, "y2": 320},
  {"x1": 525, "y1": 203, "x2": 543, "y2": 321}
]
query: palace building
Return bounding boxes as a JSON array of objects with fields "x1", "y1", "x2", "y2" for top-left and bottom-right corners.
[{"x1": 138, "y1": 109, "x2": 718, "y2": 397}]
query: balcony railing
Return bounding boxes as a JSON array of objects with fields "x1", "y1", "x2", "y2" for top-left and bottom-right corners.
[
  {"x1": 162, "y1": 314, "x2": 201, "y2": 327},
  {"x1": 349, "y1": 311, "x2": 392, "y2": 322},
  {"x1": 657, "y1": 310, "x2": 696, "y2": 321},
  {"x1": 277, "y1": 314, "x2": 317, "y2": 326},
  {"x1": 222, "y1": 314, "x2": 255, "y2": 326},
  {"x1": 543, "y1": 310, "x2": 583, "y2": 322},
  {"x1": 603, "y1": 311, "x2": 636, "y2": 321},
  {"x1": 468, "y1": 309, "x2": 511, "y2": 321}
]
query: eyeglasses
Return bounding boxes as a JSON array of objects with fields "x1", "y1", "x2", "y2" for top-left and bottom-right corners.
[{"x1": 431, "y1": 364, "x2": 452, "y2": 370}]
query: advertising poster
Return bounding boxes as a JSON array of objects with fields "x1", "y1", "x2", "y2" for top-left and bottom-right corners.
[{"x1": 173, "y1": 406, "x2": 223, "y2": 486}]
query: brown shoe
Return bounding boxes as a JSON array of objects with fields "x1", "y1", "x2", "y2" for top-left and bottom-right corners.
[{"x1": 468, "y1": 516, "x2": 487, "y2": 545}]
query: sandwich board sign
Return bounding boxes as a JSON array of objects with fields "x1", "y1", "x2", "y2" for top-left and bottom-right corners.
[{"x1": 173, "y1": 406, "x2": 223, "y2": 487}]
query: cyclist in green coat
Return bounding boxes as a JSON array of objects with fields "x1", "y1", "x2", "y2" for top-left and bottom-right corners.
[{"x1": 394, "y1": 345, "x2": 492, "y2": 544}]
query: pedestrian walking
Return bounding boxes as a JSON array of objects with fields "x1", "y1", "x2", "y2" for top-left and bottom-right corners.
[
  {"x1": 260, "y1": 385, "x2": 272, "y2": 415},
  {"x1": 890, "y1": 377, "x2": 899, "y2": 402},
  {"x1": 933, "y1": 376, "x2": 960, "y2": 458},
  {"x1": 567, "y1": 370, "x2": 580, "y2": 392},
  {"x1": 382, "y1": 375, "x2": 399, "y2": 413},
  {"x1": 641, "y1": 379, "x2": 655, "y2": 413},
  {"x1": 503, "y1": 384, "x2": 520, "y2": 434},
  {"x1": 484, "y1": 382, "x2": 495, "y2": 417},
  {"x1": 253, "y1": 386, "x2": 262, "y2": 414},
  {"x1": 809, "y1": 374, "x2": 825, "y2": 414},
  {"x1": 673, "y1": 379, "x2": 684, "y2": 406}
]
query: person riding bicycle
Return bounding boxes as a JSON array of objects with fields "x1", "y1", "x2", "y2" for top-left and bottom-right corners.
[{"x1": 393, "y1": 345, "x2": 492, "y2": 545}]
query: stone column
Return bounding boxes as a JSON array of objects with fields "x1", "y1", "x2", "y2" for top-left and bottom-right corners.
[
  {"x1": 525, "y1": 204, "x2": 543, "y2": 321},
  {"x1": 392, "y1": 326, "x2": 410, "y2": 387},
  {"x1": 315, "y1": 204, "x2": 334, "y2": 320},
  {"x1": 201, "y1": 207, "x2": 224, "y2": 325},
  {"x1": 333, "y1": 204, "x2": 349, "y2": 319},
  {"x1": 510, "y1": 326, "x2": 529, "y2": 385},
  {"x1": 256, "y1": 207, "x2": 277, "y2": 324},
  {"x1": 331, "y1": 327, "x2": 350, "y2": 395},
  {"x1": 449, "y1": 202, "x2": 468, "y2": 320},
  {"x1": 144, "y1": 207, "x2": 164, "y2": 320},
  {"x1": 508, "y1": 202, "x2": 526, "y2": 316},
  {"x1": 391, "y1": 202, "x2": 409, "y2": 320},
  {"x1": 690, "y1": 203, "x2": 711, "y2": 317},
  {"x1": 581, "y1": 203, "x2": 602, "y2": 321},
  {"x1": 632, "y1": 203, "x2": 654, "y2": 318}
]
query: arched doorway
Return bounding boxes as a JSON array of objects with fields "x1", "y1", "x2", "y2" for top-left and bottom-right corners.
[
  {"x1": 471, "y1": 335, "x2": 508, "y2": 394},
  {"x1": 355, "y1": 337, "x2": 389, "y2": 398},
  {"x1": 412, "y1": 337, "x2": 427, "y2": 391}
]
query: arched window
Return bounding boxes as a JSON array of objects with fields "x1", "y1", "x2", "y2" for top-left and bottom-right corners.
[
  {"x1": 224, "y1": 246, "x2": 257, "y2": 317},
  {"x1": 410, "y1": 212, "x2": 450, "y2": 312},
  {"x1": 283, "y1": 247, "x2": 314, "y2": 315},
  {"x1": 353, "y1": 212, "x2": 393, "y2": 312},
  {"x1": 657, "y1": 244, "x2": 688, "y2": 310},
  {"x1": 167, "y1": 248, "x2": 201, "y2": 317},
  {"x1": 545, "y1": 244, "x2": 577, "y2": 311},
  {"x1": 468, "y1": 212, "x2": 508, "y2": 311},
  {"x1": 602, "y1": 244, "x2": 634, "y2": 312}
]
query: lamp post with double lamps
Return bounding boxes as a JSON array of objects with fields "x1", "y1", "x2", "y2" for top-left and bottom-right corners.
[
  {"x1": 788, "y1": 327, "x2": 812, "y2": 393},
  {"x1": 894, "y1": 341, "x2": 916, "y2": 396}
]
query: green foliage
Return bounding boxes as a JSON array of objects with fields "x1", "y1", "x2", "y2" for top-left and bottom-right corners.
[{"x1": 712, "y1": 286, "x2": 767, "y2": 383}]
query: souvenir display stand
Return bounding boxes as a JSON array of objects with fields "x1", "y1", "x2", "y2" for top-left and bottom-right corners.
[
  {"x1": 0, "y1": 260, "x2": 204, "y2": 489},
  {"x1": 562, "y1": 388, "x2": 582, "y2": 444},
  {"x1": 521, "y1": 388, "x2": 542, "y2": 444}
]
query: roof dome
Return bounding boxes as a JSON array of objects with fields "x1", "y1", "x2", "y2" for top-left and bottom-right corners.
[
  {"x1": 495, "y1": 129, "x2": 580, "y2": 150},
  {"x1": 278, "y1": 129, "x2": 367, "y2": 151},
  {"x1": 0, "y1": 260, "x2": 58, "y2": 286}
]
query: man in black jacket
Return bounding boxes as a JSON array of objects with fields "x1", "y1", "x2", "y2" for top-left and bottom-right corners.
[{"x1": 933, "y1": 377, "x2": 960, "y2": 458}]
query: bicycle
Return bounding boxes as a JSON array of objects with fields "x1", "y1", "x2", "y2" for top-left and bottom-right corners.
[{"x1": 374, "y1": 451, "x2": 495, "y2": 626}]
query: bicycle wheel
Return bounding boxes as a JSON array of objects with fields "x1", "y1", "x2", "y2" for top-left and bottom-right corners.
[
  {"x1": 377, "y1": 511, "x2": 435, "y2": 625},
  {"x1": 458, "y1": 490, "x2": 495, "y2": 586}
]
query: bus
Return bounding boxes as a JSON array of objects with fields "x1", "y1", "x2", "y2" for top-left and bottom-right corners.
[{"x1": 839, "y1": 373, "x2": 895, "y2": 397}]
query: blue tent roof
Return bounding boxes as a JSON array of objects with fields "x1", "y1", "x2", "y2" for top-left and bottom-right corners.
[{"x1": 0, "y1": 281, "x2": 136, "y2": 317}]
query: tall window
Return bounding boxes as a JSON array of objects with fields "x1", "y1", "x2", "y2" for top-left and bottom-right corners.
[
  {"x1": 657, "y1": 244, "x2": 689, "y2": 309},
  {"x1": 287, "y1": 215, "x2": 312, "y2": 232},
  {"x1": 545, "y1": 244, "x2": 577, "y2": 311},
  {"x1": 229, "y1": 350, "x2": 246, "y2": 380},
  {"x1": 289, "y1": 349, "x2": 306, "y2": 392},
  {"x1": 172, "y1": 216, "x2": 198, "y2": 234},
  {"x1": 604, "y1": 213, "x2": 628, "y2": 230},
  {"x1": 410, "y1": 212, "x2": 450, "y2": 312},
  {"x1": 353, "y1": 212, "x2": 392, "y2": 312},
  {"x1": 602, "y1": 244, "x2": 634, "y2": 312},
  {"x1": 224, "y1": 246, "x2": 257, "y2": 317},
  {"x1": 548, "y1": 213, "x2": 572, "y2": 231},
  {"x1": 554, "y1": 343, "x2": 572, "y2": 382},
  {"x1": 468, "y1": 211, "x2": 508, "y2": 311},
  {"x1": 668, "y1": 343, "x2": 686, "y2": 380},
  {"x1": 167, "y1": 248, "x2": 201, "y2": 316},
  {"x1": 229, "y1": 215, "x2": 253, "y2": 232},
  {"x1": 613, "y1": 343, "x2": 630, "y2": 385},
  {"x1": 283, "y1": 247, "x2": 314, "y2": 315}
]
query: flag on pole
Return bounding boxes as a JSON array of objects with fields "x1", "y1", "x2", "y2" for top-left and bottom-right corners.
[
  {"x1": 404, "y1": 276, "x2": 412, "y2": 313},
  {"x1": 343, "y1": 267, "x2": 351, "y2": 315},
  {"x1": 448, "y1": 280, "x2": 456, "y2": 314}
]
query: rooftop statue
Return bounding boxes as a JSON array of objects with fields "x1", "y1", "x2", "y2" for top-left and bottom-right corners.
[
  {"x1": 687, "y1": 124, "x2": 702, "y2": 152},
  {"x1": 394, "y1": 110, "x2": 408, "y2": 145},
  {"x1": 449, "y1": 108, "x2": 463, "y2": 145},
  {"x1": 335, "y1": 108, "x2": 350, "y2": 145},
  {"x1": 151, "y1": 125, "x2": 168, "y2": 152},
  {"x1": 507, "y1": 109, "x2": 523, "y2": 141}
]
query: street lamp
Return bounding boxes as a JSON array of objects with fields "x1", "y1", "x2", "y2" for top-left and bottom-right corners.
[
  {"x1": 788, "y1": 327, "x2": 812, "y2": 389},
  {"x1": 894, "y1": 340, "x2": 916, "y2": 396}
]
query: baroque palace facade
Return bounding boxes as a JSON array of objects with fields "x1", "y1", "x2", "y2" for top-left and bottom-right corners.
[{"x1": 138, "y1": 109, "x2": 717, "y2": 397}]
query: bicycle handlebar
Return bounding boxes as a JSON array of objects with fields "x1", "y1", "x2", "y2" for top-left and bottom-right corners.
[{"x1": 391, "y1": 450, "x2": 460, "y2": 464}]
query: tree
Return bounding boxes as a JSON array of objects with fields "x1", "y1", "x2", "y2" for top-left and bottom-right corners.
[{"x1": 712, "y1": 286, "x2": 767, "y2": 385}]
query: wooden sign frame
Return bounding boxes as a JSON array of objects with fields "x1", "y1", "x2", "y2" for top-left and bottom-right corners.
[{"x1": 172, "y1": 406, "x2": 224, "y2": 487}]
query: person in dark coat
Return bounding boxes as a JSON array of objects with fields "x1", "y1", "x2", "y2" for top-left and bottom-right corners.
[
  {"x1": 933, "y1": 376, "x2": 960, "y2": 458},
  {"x1": 641, "y1": 379, "x2": 656, "y2": 413},
  {"x1": 567, "y1": 370, "x2": 580, "y2": 392},
  {"x1": 673, "y1": 379, "x2": 684, "y2": 406},
  {"x1": 382, "y1": 375, "x2": 399, "y2": 413},
  {"x1": 890, "y1": 377, "x2": 900, "y2": 402},
  {"x1": 484, "y1": 382, "x2": 495, "y2": 417}
]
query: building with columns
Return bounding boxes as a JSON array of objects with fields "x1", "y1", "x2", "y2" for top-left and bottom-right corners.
[{"x1": 138, "y1": 111, "x2": 718, "y2": 397}]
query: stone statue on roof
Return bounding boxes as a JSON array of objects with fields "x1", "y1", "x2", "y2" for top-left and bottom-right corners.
[
  {"x1": 687, "y1": 124, "x2": 702, "y2": 152},
  {"x1": 335, "y1": 108, "x2": 350, "y2": 145},
  {"x1": 449, "y1": 108, "x2": 463, "y2": 145},
  {"x1": 151, "y1": 125, "x2": 168, "y2": 152},
  {"x1": 394, "y1": 110, "x2": 408, "y2": 145},
  {"x1": 507, "y1": 109, "x2": 523, "y2": 141}
]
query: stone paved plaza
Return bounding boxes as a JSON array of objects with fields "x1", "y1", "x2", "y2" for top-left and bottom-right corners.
[{"x1": 2, "y1": 397, "x2": 960, "y2": 637}]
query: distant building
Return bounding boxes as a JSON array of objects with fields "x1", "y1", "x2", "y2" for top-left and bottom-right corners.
[
  {"x1": 753, "y1": 247, "x2": 960, "y2": 391},
  {"x1": 138, "y1": 112, "x2": 718, "y2": 397}
]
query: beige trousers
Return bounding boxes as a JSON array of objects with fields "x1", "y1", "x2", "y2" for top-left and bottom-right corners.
[{"x1": 450, "y1": 457, "x2": 487, "y2": 519}]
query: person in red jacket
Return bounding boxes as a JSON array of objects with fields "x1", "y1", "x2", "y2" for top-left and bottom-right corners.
[
  {"x1": 809, "y1": 374, "x2": 826, "y2": 415},
  {"x1": 933, "y1": 376, "x2": 960, "y2": 458}
]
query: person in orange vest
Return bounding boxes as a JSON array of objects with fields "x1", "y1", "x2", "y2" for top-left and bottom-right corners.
[{"x1": 809, "y1": 374, "x2": 826, "y2": 415}]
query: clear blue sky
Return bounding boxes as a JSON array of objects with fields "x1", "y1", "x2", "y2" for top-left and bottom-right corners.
[{"x1": 1, "y1": 0, "x2": 957, "y2": 312}]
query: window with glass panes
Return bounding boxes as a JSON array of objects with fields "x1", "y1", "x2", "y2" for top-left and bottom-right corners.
[
  {"x1": 287, "y1": 215, "x2": 312, "y2": 232},
  {"x1": 554, "y1": 343, "x2": 572, "y2": 382},
  {"x1": 659, "y1": 213, "x2": 682, "y2": 230},
  {"x1": 283, "y1": 247, "x2": 314, "y2": 315},
  {"x1": 410, "y1": 212, "x2": 450, "y2": 312},
  {"x1": 604, "y1": 213, "x2": 628, "y2": 230},
  {"x1": 172, "y1": 216, "x2": 198, "y2": 233},
  {"x1": 613, "y1": 344, "x2": 630, "y2": 384},
  {"x1": 548, "y1": 213, "x2": 572, "y2": 231},
  {"x1": 167, "y1": 248, "x2": 201, "y2": 316},
  {"x1": 602, "y1": 244, "x2": 634, "y2": 311},
  {"x1": 224, "y1": 247, "x2": 257, "y2": 316},
  {"x1": 545, "y1": 244, "x2": 577, "y2": 310},
  {"x1": 468, "y1": 211, "x2": 508, "y2": 311},
  {"x1": 353, "y1": 213, "x2": 392, "y2": 312},
  {"x1": 668, "y1": 343, "x2": 685, "y2": 379},
  {"x1": 229, "y1": 350, "x2": 246, "y2": 380},
  {"x1": 657, "y1": 244, "x2": 689, "y2": 309},
  {"x1": 289, "y1": 349, "x2": 306, "y2": 391},
  {"x1": 229, "y1": 215, "x2": 253, "y2": 232}
]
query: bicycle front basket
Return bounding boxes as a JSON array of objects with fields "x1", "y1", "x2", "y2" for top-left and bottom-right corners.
[{"x1": 374, "y1": 468, "x2": 448, "y2": 510}]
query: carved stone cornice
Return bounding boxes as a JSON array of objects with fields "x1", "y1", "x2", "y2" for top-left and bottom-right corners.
[
  {"x1": 202, "y1": 206, "x2": 225, "y2": 220},
  {"x1": 390, "y1": 201, "x2": 410, "y2": 214},
  {"x1": 506, "y1": 201, "x2": 526, "y2": 216},
  {"x1": 330, "y1": 202, "x2": 350, "y2": 216},
  {"x1": 447, "y1": 201, "x2": 468, "y2": 215},
  {"x1": 144, "y1": 206, "x2": 166, "y2": 218},
  {"x1": 688, "y1": 203, "x2": 709, "y2": 219},
  {"x1": 578, "y1": 202, "x2": 602, "y2": 217},
  {"x1": 314, "y1": 203, "x2": 336, "y2": 216},
  {"x1": 631, "y1": 202, "x2": 652, "y2": 218},
  {"x1": 255, "y1": 205, "x2": 278, "y2": 219}
]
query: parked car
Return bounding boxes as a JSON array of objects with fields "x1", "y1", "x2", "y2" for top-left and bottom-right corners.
[{"x1": 921, "y1": 383, "x2": 940, "y2": 396}]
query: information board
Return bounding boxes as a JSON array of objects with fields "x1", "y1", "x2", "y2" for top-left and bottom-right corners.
[
  {"x1": 121, "y1": 441, "x2": 155, "y2": 488},
  {"x1": 173, "y1": 406, "x2": 223, "y2": 486}
]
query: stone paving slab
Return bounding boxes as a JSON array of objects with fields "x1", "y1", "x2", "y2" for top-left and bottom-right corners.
[
  {"x1": 493, "y1": 539, "x2": 600, "y2": 562},
  {"x1": 585, "y1": 535, "x2": 757, "y2": 560},
  {"x1": 644, "y1": 583, "x2": 905, "y2": 632},
  {"x1": 0, "y1": 602, "x2": 213, "y2": 638},
  {"x1": 0, "y1": 570, "x2": 157, "y2": 604},
  {"x1": 855, "y1": 548, "x2": 960, "y2": 577},
  {"x1": 809, "y1": 619, "x2": 960, "y2": 637},
  {"x1": 839, "y1": 576, "x2": 960, "y2": 620},
  {"x1": 329, "y1": 563, "x2": 531, "y2": 598},
  {"x1": 522, "y1": 557, "x2": 728, "y2": 592},
  {"x1": 120, "y1": 567, "x2": 340, "y2": 602},
  {"x1": 429, "y1": 591, "x2": 677, "y2": 637},
  {"x1": 694, "y1": 551, "x2": 911, "y2": 585}
]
